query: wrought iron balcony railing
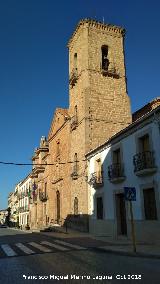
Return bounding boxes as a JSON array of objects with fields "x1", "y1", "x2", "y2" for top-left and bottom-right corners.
[
  {"x1": 18, "y1": 207, "x2": 25, "y2": 213},
  {"x1": 25, "y1": 205, "x2": 29, "y2": 212},
  {"x1": 88, "y1": 172, "x2": 103, "y2": 188},
  {"x1": 133, "y1": 151, "x2": 156, "y2": 173},
  {"x1": 69, "y1": 68, "x2": 78, "y2": 87},
  {"x1": 39, "y1": 192, "x2": 48, "y2": 202},
  {"x1": 108, "y1": 163, "x2": 125, "y2": 182}
]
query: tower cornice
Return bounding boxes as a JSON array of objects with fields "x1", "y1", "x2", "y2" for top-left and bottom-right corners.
[{"x1": 67, "y1": 18, "x2": 125, "y2": 48}]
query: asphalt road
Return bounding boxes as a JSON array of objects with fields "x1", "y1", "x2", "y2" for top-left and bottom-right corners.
[{"x1": 0, "y1": 228, "x2": 159, "y2": 284}]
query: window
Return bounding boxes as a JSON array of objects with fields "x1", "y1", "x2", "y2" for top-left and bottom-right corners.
[
  {"x1": 73, "y1": 153, "x2": 78, "y2": 173},
  {"x1": 71, "y1": 106, "x2": 78, "y2": 131},
  {"x1": 139, "y1": 134, "x2": 150, "y2": 152},
  {"x1": 97, "y1": 197, "x2": 103, "y2": 219},
  {"x1": 108, "y1": 147, "x2": 125, "y2": 181},
  {"x1": 95, "y1": 159, "x2": 103, "y2": 183},
  {"x1": 71, "y1": 153, "x2": 78, "y2": 179},
  {"x1": 74, "y1": 197, "x2": 78, "y2": 216},
  {"x1": 44, "y1": 182, "x2": 47, "y2": 198},
  {"x1": 74, "y1": 105, "x2": 77, "y2": 118},
  {"x1": 143, "y1": 188, "x2": 157, "y2": 220},
  {"x1": 56, "y1": 140, "x2": 60, "y2": 157},
  {"x1": 113, "y1": 148, "x2": 121, "y2": 164},
  {"x1": 101, "y1": 45, "x2": 109, "y2": 70},
  {"x1": 74, "y1": 53, "x2": 77, "y2": 70}
]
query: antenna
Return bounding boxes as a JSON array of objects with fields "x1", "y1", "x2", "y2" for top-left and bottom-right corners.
[{"x1": 102, "y1": 16, "x2": 105, "y2": 24}]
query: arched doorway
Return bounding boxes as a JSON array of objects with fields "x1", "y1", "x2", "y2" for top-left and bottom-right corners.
[{"x1": 56, "y1": 190, "x2": 60, "y2": 224}]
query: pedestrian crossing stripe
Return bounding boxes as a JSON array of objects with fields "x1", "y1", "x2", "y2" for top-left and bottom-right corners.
[
  {"x1": 15, "y1": 243, "x2": 35, "y2": 255},
  {"x1": 54, "y1": 240, "x2": 86, "y2": 250},
  {"x1": 41, "y1": 241, "x2": 70, "y2": 251},
  {"x1": 0, "y1": 240, "x2": 86, "y2": 258},
  {"x1": 28, "y1": 242, "x2": 52, "y2": 253},
  {"x1": 1, "y1": 244, "x2": 17, "y2": 257}
]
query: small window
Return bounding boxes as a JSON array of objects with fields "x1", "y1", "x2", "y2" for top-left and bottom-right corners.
[
  {"x1": 73, "y1": 153, "x2": 78, "y2": 173},
  {"x1": 74, "y1": 53, "x2": 77, "y2": 70},
  {"x1": 74, "y1": 105, "x2": 77, "y2": 117},
  {"x1": 44, "y1": 182, "x2": 47, "y2": 197},
  {"x1": 71, "y1": 106, "x2": 78, "y2": 131},
  {"x1": 74, "y1": 197, "x2": 78, "y2": 216},
  {"x1": 56, "y1": 140, "x2": 60, "y2": 157},
  {"x1": 101, "y1": 45, "x2": 109, "y2": 70},
  {"x1": 97, "y1": 197, "x2": 103, "y2": 219},
  {"x1": 143, "y1": 188, "x2": 157, "y2": 220}
]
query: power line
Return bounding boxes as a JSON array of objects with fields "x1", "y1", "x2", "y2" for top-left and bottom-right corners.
[{"x1": 0, "y1": 159, "x2": 86, "y2": 166}]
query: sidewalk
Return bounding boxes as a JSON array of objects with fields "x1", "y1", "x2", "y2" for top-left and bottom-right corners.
[{"x1": 39, "y1": 228, "x2": 160, "y2": 259}]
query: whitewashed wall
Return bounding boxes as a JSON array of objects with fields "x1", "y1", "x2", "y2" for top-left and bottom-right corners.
[{"x1": 87, "y1": 115, "x2": 160, "y2": 241}]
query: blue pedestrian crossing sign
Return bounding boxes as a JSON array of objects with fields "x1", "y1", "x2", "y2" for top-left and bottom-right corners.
[{"x1": 124, "y1": 187, "x2": 136, "y2": 201}]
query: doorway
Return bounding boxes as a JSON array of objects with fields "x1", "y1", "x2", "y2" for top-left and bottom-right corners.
[
  {"x1": 115, "y1": 193, "x2": 127, "y2": 235},
  {"x1": 56, "y1": 191, "x2": 60, "y2": 224}
]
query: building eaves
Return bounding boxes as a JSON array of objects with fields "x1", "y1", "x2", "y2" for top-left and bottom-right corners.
[
  {"x1": 132, "y1": 97, "x2": 160, "y2": 122},
  {"x1": 86, "y1": 104, "x2": 160, "y2": 158},
  {"x1": 19, "y1": 173, "x2": 32, "y2": 186}
]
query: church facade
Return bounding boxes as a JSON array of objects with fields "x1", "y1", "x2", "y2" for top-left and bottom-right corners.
[{"x1": 29, "y1": 19, "x2": 132, "y2": 231}]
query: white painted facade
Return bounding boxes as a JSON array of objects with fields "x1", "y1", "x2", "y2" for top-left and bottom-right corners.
[
  {"x1": 86, "y1": 106, "x2": 160, "y2": 242},
  {"x1": 18, "y1": 175, "x2": 32, "y2": 229}
]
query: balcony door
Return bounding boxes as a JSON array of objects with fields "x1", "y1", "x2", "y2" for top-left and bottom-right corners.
[
  {"x1": 139, "y1": 134, "x2": 150, "y2": 152},
  {"x1": 95, "y1": 159, "x2": 102, "y2": 183},
  {"x1": 113, "y1": 148, "x2": 121, "y2": 164},
  {"x1": 115, "y1": 193, "x2": 127, "y2": 235},
  {"x1": 56, "y1": 190, "x2": 60, "y2": 224}
]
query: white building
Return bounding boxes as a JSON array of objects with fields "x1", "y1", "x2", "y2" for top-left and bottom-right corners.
[
  {"x1": 86, "y1": 98, "x2": 160, "y2": 242},
  {"x1": 0, "y1": 210, "x2": 8, "y2": 224},
  {"x1": 18, "y1": 174, "x2": 32, "y2": 229}
]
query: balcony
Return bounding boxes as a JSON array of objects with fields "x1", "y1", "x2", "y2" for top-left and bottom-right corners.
[
  {"x1": 69, "y1": 68, "x2": 78, "y2": 87},
  {"x1": 133, "y1": 151, "x2": 157, "y2": 176},
  {"x1": 19, "y1": 205, "x2": 29, "y2": 213},
  {"x1": 70, "y1": 115, "x2": 78, "y2": 131},
  {"x1": 24, "y1": 205, "x2": 29, "y2": 212},
  {"x1": 88, "y1": 172, "x2": 103, "y2": 188},
  {"x1": 19, "y1": 207, "x2": 24, "y2": 213},
  {"x1": 108, "y1": 163, "x2": 125, "y2": 183},
  {"x1": 39, "y1": 192, "x2": 48, "y2": 202},
  {"x1": 31, "y1": 166, "x2": 45, "y2": 178}
]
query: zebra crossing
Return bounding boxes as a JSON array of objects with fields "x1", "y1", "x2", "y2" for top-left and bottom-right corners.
[{"x1": 0, "y1": 240, "x2": 87, "y2": 258}]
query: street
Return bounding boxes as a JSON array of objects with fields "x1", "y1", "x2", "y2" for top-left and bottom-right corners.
[{"x1": 0, "y1": 228, "x2": 159, "y2": 284}]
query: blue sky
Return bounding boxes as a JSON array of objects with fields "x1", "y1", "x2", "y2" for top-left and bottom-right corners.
[{"x1": 0, "y1": 0, "x2": 160, "y2": 209}]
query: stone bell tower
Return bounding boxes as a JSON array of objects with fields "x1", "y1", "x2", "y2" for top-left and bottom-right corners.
[
  {"x1": 68, "y1": 19, "x2": 132, "y2": 217},
  {"x1": 68, "y1": 18, "x2": 131, "y2": 153}
]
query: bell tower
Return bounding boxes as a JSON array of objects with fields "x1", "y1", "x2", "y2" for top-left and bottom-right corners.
[
  {"x1": 68, "y1": 19, "x2": 131, "y2": 152},
  {"x1": 68, "y1": 19, "x2": 132, "y2": 216}
]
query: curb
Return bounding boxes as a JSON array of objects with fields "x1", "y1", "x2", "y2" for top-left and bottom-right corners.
[
  {"x1": 37, "y1": 231, "x2": 160, "y2": 259},
  {"x1": 7, "y1": 227, "x2": 32, "y2": 233},
  {"x1": 97, "y1": 247, "x2": 160, "y2": 260}
]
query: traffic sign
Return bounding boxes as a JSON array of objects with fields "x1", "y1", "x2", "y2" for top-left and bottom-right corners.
[
  {"x1": 124, "y1": 186, "x2": 137, "y2": 253},
  {"x1": 124, "y1": 187, "x2": 136, "y2": 201}
]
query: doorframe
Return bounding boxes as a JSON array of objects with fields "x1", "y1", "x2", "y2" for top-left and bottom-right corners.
[{"x1": 113, "y1": 189, "x2": 128, "y2": 237}]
